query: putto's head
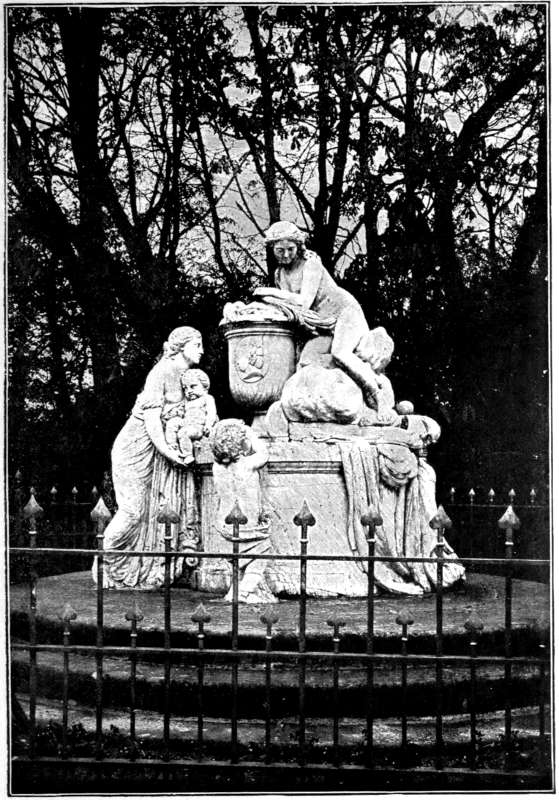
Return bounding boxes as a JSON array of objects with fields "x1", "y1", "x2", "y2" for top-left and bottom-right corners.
[
  {"x1": 181, "y1": 368, "x2": 210, "y2": 400},
  {"x1": 264, "y1": 221, "x2": 306, "y2": 266},
  {"x1": 211, "y1": 419, "x2": 250, "y2": 465},
  {"x1": 163, "y1": 327, "x2": 203, "y2": 365}
]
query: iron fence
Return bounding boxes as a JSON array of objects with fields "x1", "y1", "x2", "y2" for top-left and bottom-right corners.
[
  {"x1": 8, "y1": 474, "x2": 549, "y2": 574},
  {"x1": 8, "y1": 488, "x2": 552, "y2": 792}
]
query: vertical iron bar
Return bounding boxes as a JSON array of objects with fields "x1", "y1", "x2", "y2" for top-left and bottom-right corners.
[
  {"x1": 157, "y1": 505, "x2": 178, "y2": 761},
  {"x1": 361, "y1": 507, "x2": 382, "y2": 767},
  {"x1": 192, "y1": 604, "x2": 211, "y2": 761},
  {"x1": 327, "y1": 616, "x2": 345, "y2": 767},
  {"x1": 294, "y1": 501, "x2": 315, "y2": 767},
  {"x1": 298, "y1": 523, "x2": 307, "y2": 766},
  {"x1": 164, "y1": 525, "x2": 171, "y2": 758},
  {"x1": 13, "y1": 470, "x2": 24, "y2": 545},
  {"x1": 260, "y1": 609, "x2": 279, "y2": 764},
  {"x1": 498, "y1": 506, "x2": 519, "y2": 767},
  {"x1": 91, "y1": 499, "x2": 111, "y2": 761},
  {"x1": 396, "y1": 611, "x2": 414, "y2": 758},
  {"x1": 465, "y1": 616, "x2": 483, "y2": 770},
  {"x1": 225, "y1": 500, "x2": 247, "y2": 765},
  {"x1": 125, "y1": 601, "x2": 143, "y2": 761},
  {"x1": 539, "y1": 648, "x2": 547, "y2": 774},
  {"x1": 71, "y1": 486, "x2": 78, "y2": 541},
  {"x1": 430, "y1": 506, "x2": 451, "y2": 771},
  {"x1": 23, "y1": 490, "x2": 43, "y2": 760},
  {"x1": 130, "y1": 618, "x2": 137, "y2": 757},
  {"x1": 468, "y1": 489, "x2": 475, "y2": 559},
  {"x1": 61, "y1": 605, "x2": 77, "y2": 759}
]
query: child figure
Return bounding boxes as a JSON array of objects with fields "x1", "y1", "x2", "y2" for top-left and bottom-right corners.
[
  {"x1": 211, "y1": 419, "x2": 277, "y2": 603},
  {"x1": 163, "y1": 369, "x2": 218, "y2": 464},
  {"x1": 355, "y1": 327, "x2": 399, "y2": 426}
]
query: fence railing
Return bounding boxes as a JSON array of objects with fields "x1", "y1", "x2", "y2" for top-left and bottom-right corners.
[
  {"x1": 9, "y1": 492, "x2": 552, "y2": 792},
  {"x1": 8, "y1": 475, "x2": 550, "y2": 575}
]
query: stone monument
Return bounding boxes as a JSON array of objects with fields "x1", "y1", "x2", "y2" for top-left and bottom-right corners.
[
  {"x1": 195, "y1": 221, "x2": 465, "y2": 599},
  {"x1": 96, "y1": 222, "x2": 464, "y2": 599}
]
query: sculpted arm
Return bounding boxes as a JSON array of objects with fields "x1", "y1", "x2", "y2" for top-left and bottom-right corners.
[
  {"x1": 204, "y1": 396, "x2": 218, "y2": 433},
  {"x1": 254, "y1": 258, "x2": 322, "y2": 310},
  {"x1": 244, "y1": 430, "x2": 269, "y2": 471}
]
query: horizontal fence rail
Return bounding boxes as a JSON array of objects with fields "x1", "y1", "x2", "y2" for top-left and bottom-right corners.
[{"x1": 9, "y1": 489, "x2": 552, "y2": 792}]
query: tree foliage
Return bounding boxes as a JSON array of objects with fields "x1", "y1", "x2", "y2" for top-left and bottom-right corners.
[{"x1": 8, "y1": 4, "x2": 548, "y2": 493}]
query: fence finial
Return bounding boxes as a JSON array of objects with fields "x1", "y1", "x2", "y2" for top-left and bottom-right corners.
[
  {"x1": 326, "y1": 611, "x2": 346, "y2": 638},
  {"x1": 396, "y1": 609, "x2": 415, "y2": 627},
  {"x1": 260, "y1": 606, "x2": 280, "y2": 628},
  {"x1": 529, "y1": 488, "x2": 537, "y2": 504},
  {"x1": 224, "y1": 499, "x2": 248, "y2": 526},
  {"x1": 429, "y1": 505, "x2": 452, "y2": 530},
  {"x1": 464, "y1": 612, "x2": 484, "y2": 637},
  {"x1": 488, "y1": 488, "x2": 495, "y2": 503},
  {"x1": 60, "y1": 603, "x2": 78, "y2": 623},
  {"x1": 294, "y1": 499, "x2": 316, "y2": 527},
  {"x1": 125, "y1": 599, "x2": 144, "y2": 623},
  {"x1": 191, "y1": 603, "x2": 212, "y2": 625},
  {"x1": 157, "y1": 503, "x2": 180, "y2": 525},
  {"x1": 360, "y1": 505, "x2": 383, "y2": 528},
  {"x1": 498, "y1": 505, "x2": 521, "y2": 531},
  {"x1": 91, "y1": 497, "x2": 112, "y2": 524},
  {"x1": 23, "y1": 492, "x2": 44, "y2": 520}
]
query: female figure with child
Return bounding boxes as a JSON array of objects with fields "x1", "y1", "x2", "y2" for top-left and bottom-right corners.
[{"x1": 97, "y1": 326, "x2": 210, "y2": 590}]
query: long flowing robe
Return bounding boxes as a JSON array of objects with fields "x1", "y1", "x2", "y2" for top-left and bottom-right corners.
[{"x1": 96, "y1": 359, "x2": 199, "y2": 590}]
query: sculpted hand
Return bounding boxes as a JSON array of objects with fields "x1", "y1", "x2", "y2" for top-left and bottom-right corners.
[{"x1": 160, "y1": 445, "x2": 189, "y2": 467}]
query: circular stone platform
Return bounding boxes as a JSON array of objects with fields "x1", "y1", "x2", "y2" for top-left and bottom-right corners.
[{"x1": 10, "y1": 571, "x2": 549, "y2": 654}]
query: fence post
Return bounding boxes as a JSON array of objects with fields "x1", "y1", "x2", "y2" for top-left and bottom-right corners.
[
  {"x1": 361, "y1": 505, "x2": 383, "y2": 767},
  {"x1": 91, "y1": 497, "x2": 111, "y2": 760},
  {"x1": 498, "y1": 504, "x2": 520, "y2": 767},
  {"x1": 530, "y1": 617, "x2": 548, "y2": 771},
  {"x1": 260, "y1": 606, "x2": 279, "y2": 764},
  {"x1": 395, "y1": 609, "x2": 414, "y2": 758},
  {"x1": 125, "y1": 600, "x2": 143, "y2": 760},
  {"x1": 464, "y1": 612, "x2": 484, "y2": 770},
  {"x1": 157, "y1": 503, "x2": 180, "y2": 761},
  {"x1": 430, "y1": 505, "x2": 452, "y2": 771},
  {"x1": 293, "y1": 500, "x2": 316, "y2": 767},
  {"x1": 326, "y1": 612, "x2": 346, "y2": 767},
  {"x1": 191, "y1": 603, "x2": 212, "y2": 761},
  {"x1": 224, "y1": 499, "x2": 248, "y2": 765},
  {"x1": 60, "y1": 603, "x2": 77, "y2": 759},
  {"x1": 23, "y1": 489, "x2": 43, "y2": 760}
]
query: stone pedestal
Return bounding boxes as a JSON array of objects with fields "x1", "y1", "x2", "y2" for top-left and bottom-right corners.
[{"x1": 193, "y1": 421, "x2": 464, "y2": 598}]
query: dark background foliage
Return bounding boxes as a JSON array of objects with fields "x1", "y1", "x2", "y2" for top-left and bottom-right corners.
[{"x1": 7, "y1": 4, "x2": 548, "y2": 499}]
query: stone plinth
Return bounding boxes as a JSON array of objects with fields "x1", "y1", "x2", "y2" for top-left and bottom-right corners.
[{"x1": 194, "y1": 421, "x2": 463, "y2": 598}]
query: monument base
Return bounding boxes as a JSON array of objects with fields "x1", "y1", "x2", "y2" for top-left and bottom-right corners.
[{"x1": 194, "y1": 421, "x2": 464, "y2": 598}]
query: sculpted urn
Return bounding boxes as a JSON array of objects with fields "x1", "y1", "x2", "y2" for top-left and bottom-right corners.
[{"x1": 222, "y1": 321, "x2": 296, "y2": 412}]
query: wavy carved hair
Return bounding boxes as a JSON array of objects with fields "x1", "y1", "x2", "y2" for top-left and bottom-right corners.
[
  {"x1": 211, "y1": 418, "x2": 249, "y2": 464},
  {"x1": 162, "y1": 327, "x2": 201, "y2": 358}
]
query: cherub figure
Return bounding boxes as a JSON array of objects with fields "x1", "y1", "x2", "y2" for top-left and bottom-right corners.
[
  {"x1": 355, "y1": 327, "x2": 399, "y2": 426},
  {"x1": 162, "y1": 368, "x2": 218, "y2": 464},
  {"x1": 211, "y1": 419, "x2": 277, "y2": 603}
]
